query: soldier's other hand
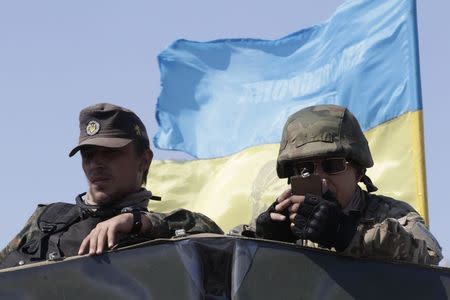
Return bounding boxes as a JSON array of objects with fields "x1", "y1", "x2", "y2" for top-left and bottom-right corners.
[
  {"x1": 256, "y1": 189, "x2": 298, "y2": 242},
  {"x1": 270, "y1": 189, "x2": 305, "y2": 222},
  {"x1": 78, "y1": 213, "x2": 134, "y2": 256},
  {"x1": 287, "y1": 194, "x2": 306, "y2": 222}
]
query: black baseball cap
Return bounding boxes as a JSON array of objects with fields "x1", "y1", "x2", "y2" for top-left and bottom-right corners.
[{"x1": 69, "y1": 103, "x2": 150, "y2": 157}]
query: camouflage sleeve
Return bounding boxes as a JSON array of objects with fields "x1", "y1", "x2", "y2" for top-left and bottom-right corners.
[
  {"x1": 342, "y1": 212, "x2": 442, "y2": 265},
  {"x1": 0, "y1": 205, "x2": 46, "y2": 263},
  {"x1": 143, "y1": 209, "x2": 223, "y2": 238}
]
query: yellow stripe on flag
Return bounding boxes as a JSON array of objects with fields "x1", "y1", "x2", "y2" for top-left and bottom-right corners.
[
  {"x1": 147, "y1": 110, "x2": 428, "y2": 231},
  {"x1": 365, "y1": 110, "x2": 428, "y2": 223},
  {"x1": 147, "y1": 144, "x2": 285, "y2": 232}
]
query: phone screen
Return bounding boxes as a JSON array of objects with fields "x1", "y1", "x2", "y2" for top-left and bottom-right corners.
[{"x1": 290, "y1": 174, "x2": 322, "y2": 196}]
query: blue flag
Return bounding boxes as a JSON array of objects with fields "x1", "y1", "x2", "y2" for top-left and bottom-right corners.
[{"x1": 154, "y1": 0, "x2": 421, "y2": 159}]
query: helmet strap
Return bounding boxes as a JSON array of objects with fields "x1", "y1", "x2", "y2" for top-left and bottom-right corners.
[{"x1": 361, "y1": 175, "x2": 378, "y2": 193}]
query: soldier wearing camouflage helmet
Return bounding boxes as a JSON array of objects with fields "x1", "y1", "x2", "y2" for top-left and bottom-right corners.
[
  {"x1": 0, "y1": 103, "x2": 223, "y2": 269},
  {"x1": 255, "y1": 104, "x2": 442, "y2": 265}
]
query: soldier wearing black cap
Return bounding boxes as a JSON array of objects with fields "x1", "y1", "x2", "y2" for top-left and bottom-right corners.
[{"x1": 0, "y1": 103, "x2": 223, "y2": 269}]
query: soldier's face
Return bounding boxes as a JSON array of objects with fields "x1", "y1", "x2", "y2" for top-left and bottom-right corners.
[
  {"x1": 294, "y1": 157, "x2": 362, "y2": 208},
  {"x1": 313, "y1": 160, "x2": 361, "y2": 208},
  {"x1": 81, "y1": 143, "x2": 150, "y2": 205}
]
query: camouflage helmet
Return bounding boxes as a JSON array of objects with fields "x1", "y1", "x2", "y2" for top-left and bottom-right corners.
[{"x1": 277, "y1": 104, "x2": 373, "y2": 178}]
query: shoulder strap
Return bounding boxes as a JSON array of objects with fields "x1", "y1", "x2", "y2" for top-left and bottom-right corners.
[{"x1": 38, "y1": 202, "x2": 81, "y2": 234}]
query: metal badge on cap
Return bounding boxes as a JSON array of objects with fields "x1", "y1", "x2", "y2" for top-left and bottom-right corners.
[
  {"x1": 134, "y1": 124, "x2": 142, "y2": 136},
  {"x1": 86, "y1": 120, "x2": 100, "y2": 136}
]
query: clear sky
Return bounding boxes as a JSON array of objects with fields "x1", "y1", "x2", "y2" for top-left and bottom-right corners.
[{"x1": 0, "y1": 1, "x2": 448, "y2": 266}]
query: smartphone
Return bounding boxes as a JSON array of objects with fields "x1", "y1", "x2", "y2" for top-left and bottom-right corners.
[{"x1": 290, "y1": 174, "x2": 322, "y2": 196}]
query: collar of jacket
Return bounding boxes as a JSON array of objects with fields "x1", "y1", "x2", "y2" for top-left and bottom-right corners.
[
  {"x1": 75, "y1": 188, "x2": 152, "y2": 219},
  {"x1": 342, "y1": 186, "x2": 365, "y2": 216}
]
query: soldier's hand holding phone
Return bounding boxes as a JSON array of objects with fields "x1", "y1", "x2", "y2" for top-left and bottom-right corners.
[{"x1": 287, "y1": 172, "x2": 357, "y2": 250}]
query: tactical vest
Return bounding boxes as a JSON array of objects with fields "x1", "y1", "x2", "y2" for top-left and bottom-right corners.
[{"x1": 0, "y1": 202, "x2": 104, "y2": 269}]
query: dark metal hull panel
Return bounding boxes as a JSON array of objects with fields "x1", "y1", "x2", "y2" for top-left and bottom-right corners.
[{"x1": 0, "y1": 235, "x2": 448, "y2": 300}]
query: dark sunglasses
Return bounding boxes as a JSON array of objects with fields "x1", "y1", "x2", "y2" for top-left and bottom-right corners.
[{"x1": 293, "y1": 158, "x2": 349, "y2": 176}]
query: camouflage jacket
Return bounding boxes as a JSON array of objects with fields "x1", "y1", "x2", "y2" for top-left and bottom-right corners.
[
  {"x1": 0, "y1": 189, "x2": 223, "y2": 268},
  {"x1": 233, "y1": 189, "x2": 442, "y2": 265},
  {"x1": 340, "y1": 191, "x2": 442, "y2": 265}
]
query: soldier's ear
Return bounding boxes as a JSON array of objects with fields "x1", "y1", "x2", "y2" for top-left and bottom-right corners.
[{"x1": 139, "y1": 149, "x2": 152, "y2": 168}]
